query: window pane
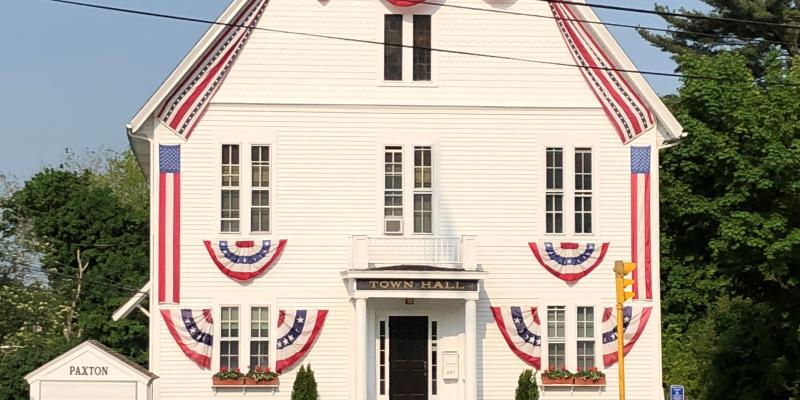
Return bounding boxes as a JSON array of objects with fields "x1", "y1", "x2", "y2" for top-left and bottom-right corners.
[
  {"x1": 384, "y1": 146, "x2": 403, "y2": 221},
  {"x1": 384, "y1": 15, "x2": 403, "y2": 81},
  {"x1": 413, "y1": 15, "x2": 431, "y2": 81}
]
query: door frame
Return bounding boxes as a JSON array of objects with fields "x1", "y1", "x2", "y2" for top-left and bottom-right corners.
[{"x1": 375, "y1": 311, "x2": 437, "y2": 400}]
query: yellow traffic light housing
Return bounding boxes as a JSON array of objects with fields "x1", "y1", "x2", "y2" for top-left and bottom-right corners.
[{"x1": 614, "y1": 261, "x2": 636, "y2": 304}]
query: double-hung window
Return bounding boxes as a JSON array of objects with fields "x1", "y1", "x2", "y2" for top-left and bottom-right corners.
[
  {"x1": 249, "y1": 307, "x2": 270, "y2": 368},
  {"x1": 576, "y1": 306, "x2": 596, "y2": 370},
  {"x1": 547, "y1": 306, "x2": 566, "y2": 369},
  {"x1": 251, "y1": 146, "x2": 270, "y2": 233},
  {"x1": 384, "y1": 146, "x2": 403, "y2": 220},
  {"x1": 220, "y1": 306, "x2": 240, "y2": 369},
  {"x1": 545, "y1": 148, "x2": 564, "y2": 234},
  {"x1": 221, "y1": 145, "x2": 241, "y2": 233},
  {"x1": 221, "y1": 144, "x2": 271, "y2": 233},
  {"x1": 414, "y1": 146, "x2": 433, "y2": 234},
  {"x1": 574, "y1": 148, "x2": 592, "y2": 234},
  {"x1": 383, "y1": 14, "x2": 432, "y2": 82}
]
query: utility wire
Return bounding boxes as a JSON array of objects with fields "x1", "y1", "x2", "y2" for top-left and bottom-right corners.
[
  {"x1": 537, "y1": 0, "x2": 800, "y2": 30},
  {"x1": 5, "y1": 262, "x2": 150, "y2": 297},
  {"x1": 43, "y1": 0, "x2": 800, "y2": 87},
  {"x1": 417, "y1": 0, "x2": 797, "y2": 48}
]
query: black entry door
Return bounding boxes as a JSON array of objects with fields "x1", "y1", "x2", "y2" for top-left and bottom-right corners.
[{"x1": 389, "y1": 316, "x2": 428, "y2": 400}]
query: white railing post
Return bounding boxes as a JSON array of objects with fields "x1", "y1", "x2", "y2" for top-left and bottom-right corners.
[
  {"x1": 352, "y1": 235, "x2": 369, "y2": 269},
  {"x1": 462, "y1": 235, "x2": 477, "y2": 271}
]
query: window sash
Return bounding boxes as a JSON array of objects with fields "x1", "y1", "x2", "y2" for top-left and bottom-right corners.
[
  {"x1": 413, "y1": 146, "x2": 433, "y2": 234},
  {"x1": 545, "y1": 147, "x2": 564, "y2": 234},
  {"x1": 220, "y1": 306, "x2": 240, "y2": 370},
  {"x1": 221, "y1": 145, "x2": 241, "y2": 233},
  {"x1": 574, "y1": 148, "x2": 592, "y2": 234},
  {"x1": 548, "y1": 343, "x2": 566, "y2": 369},
  {"x1": 384, "y1": 15, "x2": 403, "y2": 81},
  {"x1": 385, "y1": 147, "x2": 403, "y2": 218},
  {"x1": 249, "y1": 307, "x2": 269, "y2": 368},
  {"x1": 413, "y1": 15, "x2": 431, "y2": 81},
  {"x1": 576, "y1": 341, "x2": 595, "y2": 370}
]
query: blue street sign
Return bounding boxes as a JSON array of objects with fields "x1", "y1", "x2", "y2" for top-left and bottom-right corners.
[{"x1": 670, "y1": 385, "x2": 685, "y2": 400}]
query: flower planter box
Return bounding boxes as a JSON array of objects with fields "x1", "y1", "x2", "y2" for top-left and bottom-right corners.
[
  {"x1": 574, "y1": 376, "x2": 606, "y2": 386},
  {"x1": 243, "y1": 377, "x2": 280, "y2": 386},
  {"x1": 212, "y1": 377, "x2": 244, "y2": 386},
  {"x1": 540, "y1": 376, "x2": 574, "y2": 385}
]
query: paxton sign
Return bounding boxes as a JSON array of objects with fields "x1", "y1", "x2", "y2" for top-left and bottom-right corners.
[
  {"x1": 357, "y1": 279, "x2": 478, "y2": 291},
  {"x1": 69, "y1": 365, "x2": 110, "y2": 376}
]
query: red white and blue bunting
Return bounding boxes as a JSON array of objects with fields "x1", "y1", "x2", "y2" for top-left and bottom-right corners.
[
  {"x1": 491, "y1": 307, "x2": 542, "y2": 370},
  {"x1": 156, "y1": 0, "x2": 269, "y2": 140},
  {"x1": 160, "y1": 308, "x2": 214, "y2": 369},
  {"x1": 550, "y1": 1, "x2": 655, "y2": 144},
  {"x1": 529, "y1": 242, "x2": 610, "y2": 283},
  {"x1": 602, "y1": 306, "x2": 652, "y2": 368},
  {"x1": 203, "y1": 239, "x2": 287, "y2": 282},
  {"x1": 276, "y1": 309, "x2": 328, "y2": 372}
]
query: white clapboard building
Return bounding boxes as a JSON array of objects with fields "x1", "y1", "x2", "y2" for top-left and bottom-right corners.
[{"x1": 119, "y1": 0, "x2": 684, "y2": 399}]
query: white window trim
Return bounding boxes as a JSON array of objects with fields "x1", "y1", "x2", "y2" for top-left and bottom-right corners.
[
  {"x1": 575, "y1": 305, "x2": 597, "y2": 370},
  {"x1": 249, "y1": 144, "x2": 273, "y2": 235},
  {"x1": 541, "y1": 144, "x2": 598, "y2": 237},
  {"x1": 376, "y1": 9, "x2": 439, "y2": 87},
  {"x1": 213, "y1": 300, "x2": 278, "y2": 373},
  {"x1": 217, "y1": 142, "x2": 276, "y2": 236}
]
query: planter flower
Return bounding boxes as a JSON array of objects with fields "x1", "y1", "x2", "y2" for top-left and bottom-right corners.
[
  {"x1": 573, "y1": 367, "x2": 606, "y2": 385},
  {"x1": 245, "y1": 365, "x2": 280, "y2": 386},
  {"x1": 212, "y1": 367, "x2": 245, "y2": 385},
  {"x1": 540, "y1": 366, "x2": 574, "y2": 385}
]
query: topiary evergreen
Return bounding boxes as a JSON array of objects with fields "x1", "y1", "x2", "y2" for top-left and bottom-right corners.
[
  {"x1": 515, "y1": 369, "x2": 539, "y2": 400},
  {"x1": 291, "y1": 364, "x2": 319, "y2": 400}
]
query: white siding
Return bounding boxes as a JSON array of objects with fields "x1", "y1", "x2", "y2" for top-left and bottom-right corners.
[{"x1": 148, "y1": 103, "x2": 663, "y2": 399}]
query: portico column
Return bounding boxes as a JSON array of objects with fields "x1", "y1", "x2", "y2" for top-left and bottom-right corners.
[
  {"x1": 465, "y1": 299, "x2": 477, "y2": 400},
  {"x1": 355, "y1": 298, "x2": 368, "y2": 400}
]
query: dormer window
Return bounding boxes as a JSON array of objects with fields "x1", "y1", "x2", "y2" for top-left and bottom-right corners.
[{"x1": 383, "y1": 14, "x2": 432, "y2": 82}]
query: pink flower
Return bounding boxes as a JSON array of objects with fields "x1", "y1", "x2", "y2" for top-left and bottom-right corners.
[
  {"x1": 235, "y1": 368, "x2": 240, "y2": 373},
  {"x1": 221, "y1": 367, "x2": 227, "y2": 373}
]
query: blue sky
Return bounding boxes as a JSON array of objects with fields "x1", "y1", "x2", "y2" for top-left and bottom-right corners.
[{"x1": 0, "y1": 0, "x2": 706, "y2": 179}]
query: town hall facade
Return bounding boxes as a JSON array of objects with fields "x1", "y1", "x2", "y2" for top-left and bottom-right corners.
[{"x1": 120, "y1": 0, "x2": 685, "y2": 399}]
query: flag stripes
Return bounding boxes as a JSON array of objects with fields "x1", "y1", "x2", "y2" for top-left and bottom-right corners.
[
  {"x1": 158, "y1": 145, "x2": 181, "y2": 304},
  {"x1": 630, "y1": 146, "x2": 652, "y2": 300}
]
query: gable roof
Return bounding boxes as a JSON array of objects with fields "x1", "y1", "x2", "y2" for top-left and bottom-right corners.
[
  {"x1": 25, "y1": 340, "x2": 157, "y2": 383},
  {"x1": 127, "y1": 0, "x2": 684, "y2": 170}
]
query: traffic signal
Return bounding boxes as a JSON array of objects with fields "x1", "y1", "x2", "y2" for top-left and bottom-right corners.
[{"x1": 614, "y1": 260, "x2": 636, "y2": 304}]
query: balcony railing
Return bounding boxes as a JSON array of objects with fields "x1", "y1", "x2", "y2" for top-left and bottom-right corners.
[{"x1": 351, "y1": 235, "x2": 477, "y2": 271}]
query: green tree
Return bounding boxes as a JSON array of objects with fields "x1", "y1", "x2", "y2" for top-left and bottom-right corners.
[
  {"x1": 640, "y1": 1, "x2": 800, "y2": 74},
  {"x1": 515, "y1": 369, "x2": 539, "y2": 400},
  {"x1": 660, "y1": 52, "x2": 800, "y2": 398},
  {"x1": 291, "y1": 364, "x2": 319, "y2": 400}
]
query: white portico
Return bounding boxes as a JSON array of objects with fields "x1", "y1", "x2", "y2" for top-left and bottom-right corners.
[{"x1": 342, "y1": 235, "x2": 486, "y2": 400}]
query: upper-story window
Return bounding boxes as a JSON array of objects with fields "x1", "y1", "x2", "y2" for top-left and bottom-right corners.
[
  {"x1": 383, "y1": 145, "x2": 434, "y2": 235},
  {"x1": 545, "y1": 147, "x2": 564, "y2": 234},
  {"x1": 384, "y1": 14, "x2": 432, "y2": 82},
  {"x1": 221, "y1": 145, "x2": 241, "y2": 233},
  {"x1": 251, "y1": 146, "x2": 270, "y2": 233},
  {"x1": 221, "y1": 144, "x2": 272, "y2": 233},
  {"x1": 545, "y1": 146, "x2": 594, "y2": 235},
  {"x1": 414, "y1": 146, "x2": 433, "y2": 234},
  {"x1": 574, "y1": 148, "x2": 592, "y2": 234}
]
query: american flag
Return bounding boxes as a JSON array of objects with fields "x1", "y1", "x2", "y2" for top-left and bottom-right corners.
[
  {"x1": 491, "y1": 306, "x2": 542, "y2": 370},
  {"x1": 156, "y1": 0, "x2": 268, "y2": 140},
  {"x1": 276, "y1": 309, "x2": 328, "y2": 372},
  {"x1": 601, "y1": 306, "x2": 652, "y2": 367},
  {"x1": 158, "y1": 145, "x2": 181, "y2": 304},
  {"x1": 550, "y1": 1, "x2": 654, "y2": 144},
  {"x1": 630, "y1": 146, "x2": 652, "y2": 300}
]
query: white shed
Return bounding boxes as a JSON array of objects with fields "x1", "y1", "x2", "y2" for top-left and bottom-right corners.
[{"x1": 25, "y1": 340, "x2": 156, "y2": 400}]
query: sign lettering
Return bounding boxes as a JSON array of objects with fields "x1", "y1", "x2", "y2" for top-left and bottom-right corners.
[
  {"x1": 68, "y1": 366, "x2": 109, "y2": 376},
  {"x1": 357, "y1": 279, "x2": 478, "y2": 291}
]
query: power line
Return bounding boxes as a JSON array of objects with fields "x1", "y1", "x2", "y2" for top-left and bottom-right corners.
[
  {"x1": 417, "y1": 0, "x2": 796, "y2": 48},
  {"x1": 4, "y1": 262, "x2": 150, "y2": 297},
  {"x1": 43, "y1": 0, "x2": 800, "y2": 87},
  {"x1": 538, "y1": 0, "x2": 800, "y2": 31}
]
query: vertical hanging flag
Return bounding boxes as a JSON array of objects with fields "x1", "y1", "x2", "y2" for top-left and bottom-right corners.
[
  {"x1": 159, "y1": 145, "x2": 181, "y2": 304},
  {"x1": 156, "y1": 0, "x2": 269, "y2": 140},
  {"x1": 630, "y1": 146, "x2": 652, "y2": 300}
]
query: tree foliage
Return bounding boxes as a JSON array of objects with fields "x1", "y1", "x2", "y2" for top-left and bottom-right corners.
[
  {"x1": 640, "y1": 1, "x2": 800, "y2": 74},
  {"x1": 515, "y1": 369, "x2": 539, "y2": 400},
  {"x1": 660, "y1": 52, "x2": 800, "y2": 399},
  {"x1": 0, "y1": 150, "x2": 149, "y2": 400},
  {"x1": 291, "y1": 364, "x2": 319, "y2": 400}
]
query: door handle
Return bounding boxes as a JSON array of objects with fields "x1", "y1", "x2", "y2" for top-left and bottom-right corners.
[{"x1": 423, "y1": 361, "x2": 427, "y2": 377}]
